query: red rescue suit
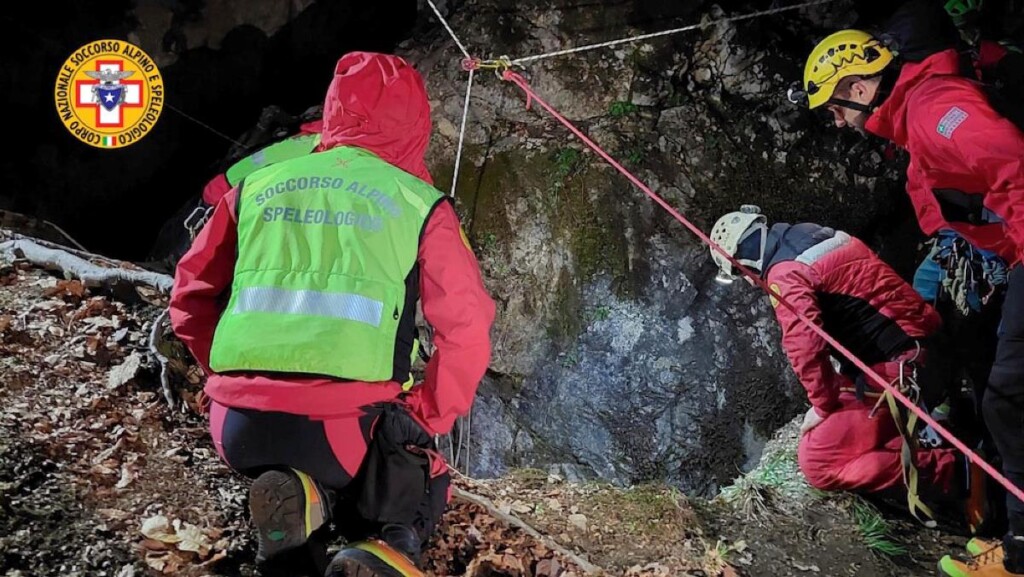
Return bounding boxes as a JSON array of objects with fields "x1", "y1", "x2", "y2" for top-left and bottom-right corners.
[
  {"x1": 762, "y1": 223, "x2": 958, "y2": 494},
  {"x1": 170, "y1": 50, "x2": 495, "y2": 486}
]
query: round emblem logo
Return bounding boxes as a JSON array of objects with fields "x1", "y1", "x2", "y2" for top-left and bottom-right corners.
[{"x1": 54, "y1": 39, "x2": 163, "y2": 149}]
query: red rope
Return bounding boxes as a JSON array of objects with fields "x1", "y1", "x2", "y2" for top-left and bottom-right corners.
[{"x1": 500, "y1": 68, "x2": 1024, "y2": 505}]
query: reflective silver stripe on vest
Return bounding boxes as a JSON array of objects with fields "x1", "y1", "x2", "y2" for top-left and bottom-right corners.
[
  {"x1": 233, "y1": 287, "x2": 383, "y2": 327},
  {"x1": 795, "y1": 231, "x2": 852, "y2": 266}
]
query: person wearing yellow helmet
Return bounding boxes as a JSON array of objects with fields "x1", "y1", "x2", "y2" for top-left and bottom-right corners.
[{"x1": 800, "y1": 26, "x2": 1024, "y2": 577}]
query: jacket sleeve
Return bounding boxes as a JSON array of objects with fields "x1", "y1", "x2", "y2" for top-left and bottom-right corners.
[
  {"x1": 169, "y1": 189, "x2": 239, "y2": 373},
  {"x1": 408, "y1": 201, "x2": 496, "y2": 436},
  {"x1": 767, "y1": 261, "x2": 848, "y2": 416},
  {"x1": 912, "y1": 86, "x2": 1024, "y2": 262}
]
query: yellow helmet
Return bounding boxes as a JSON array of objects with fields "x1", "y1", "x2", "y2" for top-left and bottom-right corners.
[{"x1": 803, "y1": 29, "x2": 894, "y2": 109}]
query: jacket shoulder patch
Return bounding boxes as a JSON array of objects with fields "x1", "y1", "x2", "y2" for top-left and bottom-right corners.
[{"x1": 936, "y1": 106, "x2": 969, "y2": 139}]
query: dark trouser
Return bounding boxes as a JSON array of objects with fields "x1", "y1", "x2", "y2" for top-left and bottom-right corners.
[
  {"x1": 983, "y1": 265, "x2": 1024, "y2": 571},
  {"x1": 210, "y1": 401, "x2": 450, "y2": 551}
]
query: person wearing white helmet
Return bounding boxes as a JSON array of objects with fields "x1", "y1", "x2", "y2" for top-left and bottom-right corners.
[{"x1": 710, "y1": 206, "x2": 984, "y2": 526}]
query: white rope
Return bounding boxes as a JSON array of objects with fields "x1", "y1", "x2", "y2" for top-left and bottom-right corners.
[
  {"x1": 510, "y1": 0, "x2": 838, "y2": 65},
  {"x1": 450, "y1": 68, "x2": 475, "y2": 197},
  {"x1": 424, "y1": 0, "x2": 473, "y2": 60},
  {"x1": 167, "y1": 104, "x2": 247, "y2": 148}
]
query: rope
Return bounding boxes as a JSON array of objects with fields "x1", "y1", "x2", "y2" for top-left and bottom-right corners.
[
  {"x1": 167, "y1": 104, "x2": 247, "y2": 148},
  {"x1": 425, "y1": 0, "x2": 473, "y2": 60},
  {"x1": 498, "y1": 68, "x2": 1024, "y2": 506},
  {"x1": 450, "y1": 68, "x2": 475, "y2": 197},
  {"x1": 510, "y1": 0, "x2": 837, "y2": 65}
]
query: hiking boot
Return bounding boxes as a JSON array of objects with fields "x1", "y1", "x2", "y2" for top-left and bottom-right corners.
[
  {"x1": 380, "y1": 524, "x2": 422, "y2": 564},
  {"x1": 940, "y1": 548, "x2": 1008, "y2": 576},
  {"x1": 248, "y1": 469, "x2": 331, "y2": 564},
  {"x1": 325, "y1": 540, "x2": 424, "y2": 577},
  {"x1": 968, "y1": 538, "x2": 1006, "y2": 560},
  {"x1": 939, "y1": 538, "x2": 1024, "y2": 576}
]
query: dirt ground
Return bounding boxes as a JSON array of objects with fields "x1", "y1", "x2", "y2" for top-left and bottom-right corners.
[{"x1": 0, "y1": 260, "x2": 987, "y2": 577}]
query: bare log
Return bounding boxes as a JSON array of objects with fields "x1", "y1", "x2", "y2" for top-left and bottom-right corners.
[
  {"x1": 148, "y1": 308, "x2": 178, "y2": 410},
  {"x1": 451, "y1": 486, "x2": 605, "y2": 575},
  {"x1": 0, "y1": 235, "x2": 172, "y2": 293}
]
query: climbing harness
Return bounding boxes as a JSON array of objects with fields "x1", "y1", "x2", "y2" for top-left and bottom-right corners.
[
  {"x1": 424, "y1": 0, "x2": 1024, "y2": 508},
  {"x1": 865, "y1": 343, "x2": 938, "y2": 526}
]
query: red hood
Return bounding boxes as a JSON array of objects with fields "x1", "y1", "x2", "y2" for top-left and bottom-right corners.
[
  {"x1": 866, "y1": 49, "x2": 963, "y2": 145},
  {"x1": 318, "y1": 52, "x2": 433, "y2": 184}
]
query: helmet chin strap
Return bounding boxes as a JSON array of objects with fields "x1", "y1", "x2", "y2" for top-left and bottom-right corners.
[
  {"x1": 826, "y1": 98, "x2": 873, "y2": 113},
  {"x1": 828, "y1": 67, "x2": 898, "y2": 116}
]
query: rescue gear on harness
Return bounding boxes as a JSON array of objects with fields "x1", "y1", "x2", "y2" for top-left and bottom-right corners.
[
  {"x1": 918, "y1": 401, "x2": 952, "y2": 449},
  {"x1": 802, "y1": 29, "x2": 895, "y2": 110},
  {"x1": 867, "y1": 342, "x2": 939, "y2": 527},
  {"x1": 184, "y1": 205, "x2": 214, "y2": 242},
  {"x1": 249, "y1": 468, "x2": 333, "y2": 564},
  {"x1": 709, "y1": 204, "x2": 766, "y2": 285},
  {"x1": 926, "y1": 232, "x2": 1010, "y2": 315}
]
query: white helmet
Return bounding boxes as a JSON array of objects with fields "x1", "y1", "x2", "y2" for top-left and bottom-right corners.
[{"x1": 709, "y1": 205, "x2": 768, "y2": 284}]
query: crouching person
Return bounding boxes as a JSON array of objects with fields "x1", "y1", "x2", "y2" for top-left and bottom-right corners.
[
  {"x1": 709, "y1": 206, "x2": 984, "y2": 525},
  {"x1": 169, "y1": 51, "x2": 496, "y2": 576}
]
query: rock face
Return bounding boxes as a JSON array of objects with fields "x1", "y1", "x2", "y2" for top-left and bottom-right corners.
[{"x1": 410, "y1": 0, "x2": 911, "y2": 492}]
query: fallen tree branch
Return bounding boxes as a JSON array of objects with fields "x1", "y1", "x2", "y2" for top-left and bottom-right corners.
[
  {"x1": 148, "y1": 308, "x2": 177, "y2": 411},
  {"x1": 0, "y1": 234, "x2": 172, "y2": 293},
  {"x1": 451, "y1": 486, "x2": 605, "y2": 575}
]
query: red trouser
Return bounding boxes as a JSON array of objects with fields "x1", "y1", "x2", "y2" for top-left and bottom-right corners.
[{"x1": 797, "y1": 356, "x2": 959, "y2": 495}]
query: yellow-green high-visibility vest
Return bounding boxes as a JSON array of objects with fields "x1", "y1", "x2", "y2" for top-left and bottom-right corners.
[
  {"x1": 225, "y1": 133, "x2": 321, "y2": 187},
  {"x1": 209, "y1": 145, "x2": 444, "y2": 383}
]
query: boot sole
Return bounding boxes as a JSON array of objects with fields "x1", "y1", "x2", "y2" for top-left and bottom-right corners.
[
  {"x1": 330, "y1": 555, "x2": 396, "y2": 577},
  {"x1": 249, "y1": 470, "x2": 309, "y2": 562},
  {"x1": 937, "y1": 555, "x2": 970, "y2": 577},
  {"x1": 327, "y1": 546, "x2": 423, "y2": 577}
]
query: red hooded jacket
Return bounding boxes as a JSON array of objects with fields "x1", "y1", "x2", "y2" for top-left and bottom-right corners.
[
  {"x1": 170, "y1": 52, "x2": 495, "y2": 435},
  {"x1": 865, "y1": 49, "x2": 1024, "y2": 263},
  {"x1": 762, "y1": 223, "x2": 941, "y2": 416}
]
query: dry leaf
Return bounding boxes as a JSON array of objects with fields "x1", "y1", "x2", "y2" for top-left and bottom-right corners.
[
  {"x1": 536, "y1": 558, "x2": 564, "y2": 577},
  {"x1": 107, "y1": 352, "x2": 143, "y2": 389},
  {"x1": 140, "y1": 538, "x2": 171, "y2": 551},
  {"x1": 174, "y1": 519, "x2": 212, "y2": 557},
  {"x1": 568, "y1": 514, "x2": 588, "y2": 532},
  {"x1": 141, "y1": 515, "x2": 181, "y2": 544}
]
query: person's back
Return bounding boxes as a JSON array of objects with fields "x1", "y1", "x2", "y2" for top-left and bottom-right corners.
[
  {"x1": 762, "y1": 222, "x2": 940, "y2": 373},
  {"x1": 170, "y1": 51, "x2": 495, "y2": 577}
]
